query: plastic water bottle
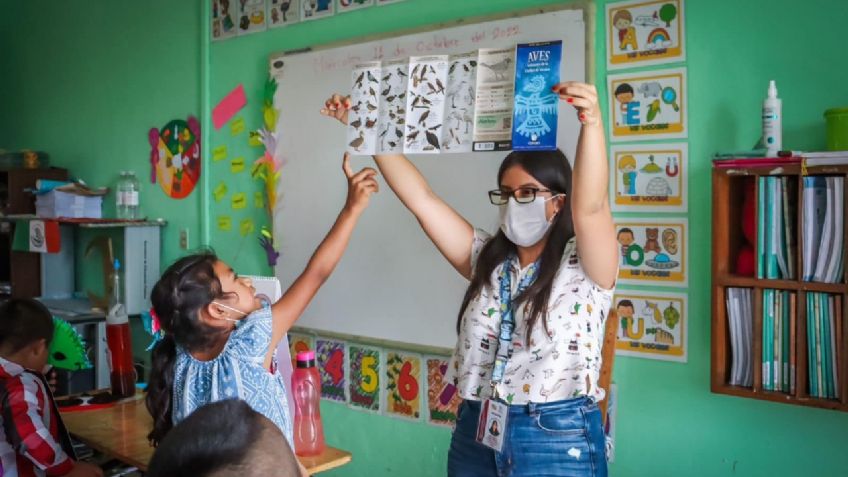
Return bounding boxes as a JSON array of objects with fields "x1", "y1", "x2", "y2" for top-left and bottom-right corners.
[
  {"x1": 292, "y1": 350, "x2": 325, "y2": 456},
  {"x1": 124, "y1": 171, "x2": 140, "y2": 219},
  {"x1": 116, "y1": 171, "x2": 129, "y2": 219},
  {"x1": 106, "y1": 259, "x2": 135, "y2": 397}
]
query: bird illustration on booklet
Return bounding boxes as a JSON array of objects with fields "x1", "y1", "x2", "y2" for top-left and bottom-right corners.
[{"x1": 512, "y1": 41, "x2": 561, "y2": 151}]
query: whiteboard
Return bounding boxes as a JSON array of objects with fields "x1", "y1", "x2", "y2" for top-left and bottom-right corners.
[{"x1": 271, "y1": 7, "x2": 588, "y2": 349}]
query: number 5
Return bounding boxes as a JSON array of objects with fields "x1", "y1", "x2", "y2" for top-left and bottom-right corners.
[{"x1": 361, "y1": 355, "x2": 378, "y2": 393}]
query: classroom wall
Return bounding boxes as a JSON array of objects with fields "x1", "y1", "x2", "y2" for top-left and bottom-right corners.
[
  {"x1": 3, "y1": 0, "x2": 848, "y2": 476},
  {"x1": 209, "y1": 1, "x2": 848, "y2": 475}
]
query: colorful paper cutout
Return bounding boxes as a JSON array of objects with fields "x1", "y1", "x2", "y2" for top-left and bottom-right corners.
[
  {"x1": 217, "y1": 216, "x2": 232, "y2": 231},
  {"x1": 231, "y1": 157, "x2": 245, "y2": 173},
  {"x1": 316, "y1": 338, "x2": 347, "y2": 402},
  {"x1": 212, "y1": 182, "x2": 228, "y2": 202},
  {"x1": 425, "y1": 356, "x2": 462, "y2": 426},
  {"x1": 348, "y1": 345, "x2": 381, "y2": 412},
  {"x1": 259, "y1": 226, "x2": 280, "y2": 267},
  {"x1": 239, "y1": 219, "x2": 255, "y2": 237},
  {"x1": 149, "y1": 116, "x2": 201, "y2": 199},
  {"x1": 230, "y1": 117, "x2": 246, "y2": 136},
  {"x1": 254, "y1": 191, "x2": 265, "y2": 209},
  {"x1": 385, "y1": 351, "x2": 422, "y2": 420},
  {"x1": 231, "y1": 193, "x2": 247, "y2": 210},
  {"x1": 212, "y1": 145, "x2": 228, "y2": 162},
  {"x1": 213, "y1": 84, "x2": 247, "y2": 129}
]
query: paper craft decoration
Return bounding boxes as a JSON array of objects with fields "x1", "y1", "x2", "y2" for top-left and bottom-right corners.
[
  {"x1": 231, "y1": 193, "x2": 247, "y2": 210},
  {"x1": 239, "y1": 219, "x2": 255, "y2": 236},
  {"x1": 608, "y1": 67, "x2": 687, "y2": 141},
  {"x1": 211, "y1": 0, "x2": 239, "y2": 41},
  {"x1": 347, "y1": 62, "x2": 382, "y2": 155},
  {"x1": 230, "y1": 157, "x2": 245, "y2": 173},
  {"x1": 615, "y1": 218, "x2": 688, "y2": 286},
  {"x1": 268, "y1": 0, "x2": 299, "y2": 27},
  {"x1": 288, "y1": 333, "x2": 314, "y2": 367},
  {"x1": 316, "y1": 338, "x2": 347, "y2": 402},
  {"x1": 338, "y1": 0, "x2": 373, "y2": 13},
  {"x1": 613, "y1": 290, "x2": 688, "y2": 362},
  {"x1": 259, "y1": 226, "x2": 280, "y2": 267},
  {"x1": 473, "y1": 47, "x2": 516, "y2": 152},
  {"x1": 217, "y1": 216, "x2": 232, "y2": 231},
  {"x1": 12, "y1": 220, "x2": 60, "y2": 253},
  {"x1": 376, "y1": 59, "x2": 408, "y2": 154},
  {"x1": 149, "y1": 116, "x2": 201, "y2": 199},
  {"x1": 512, "y1": 41, "x2": 561, "y2": 151},
  {"x1": 212, "y1": 145, "x2": 228, "y2": 162},
  {"x1": 230, "y1": 117, "x2": 246, "y2": 136},
  {"x1": 404, "y1": 56, "x2": 449, "y2": 154},
  {"x1": 425, "y1": 356, "x2": 462, "y2": 426},
  {"x1": 254, "y1": 75, "x2": 282, "y2": 267},
  {"x1": 348, "y1": 345, "x2": 381, "y2": 411},
  {"x1": 49, "y1": 318, "x2": 92, "y2": 371},
  {"x1": 610, "y1": 143, "x2": 687, "y2": 212},
  {"x1": 606, "y1": 0, "x2": 685, "y2": 69},
  {"x1": 212, "y1": 182, "x2": 228, "y2": 202},
  {"x1": 385, "y1": 351, "x2": 422, "y2": 420},
  {"x1": 238, "y1": 0, "x2": 267, "y2": 35},
  {"x1": 300, "y1": 0, "x2": 334, "y2": 21},
  {"x1": 441, "y1": 52, "x2": 478, "y2": 153},
  {"x1": 213, "y1": 84, "x2": 247, "y2": 129}
]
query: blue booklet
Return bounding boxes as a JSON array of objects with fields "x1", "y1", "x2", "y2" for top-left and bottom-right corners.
[{"x1": 512, "y1": 41, "x2": 562, "y2": 151}]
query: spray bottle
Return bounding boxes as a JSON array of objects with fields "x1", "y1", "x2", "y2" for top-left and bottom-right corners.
[{"x1": 762, "y1": 80, "x2": 782, "y2": 157}]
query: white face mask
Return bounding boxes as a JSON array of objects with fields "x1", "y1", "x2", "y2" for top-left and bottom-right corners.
[
  {"x1": 499, "y1": 195, "x2": 561, "y2": 247},
  {"x1": 211, "y1": 301, "x2": 247, "y2": 322}
]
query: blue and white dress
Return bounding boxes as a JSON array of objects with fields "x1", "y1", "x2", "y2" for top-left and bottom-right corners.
[{"x1": 172, "y1": 303, "x2": 293, "y2": 444}]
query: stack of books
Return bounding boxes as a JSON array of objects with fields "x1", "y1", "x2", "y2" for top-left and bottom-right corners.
[
  {"x1": 806, "y1": 292, "x2": 841, "y2": 399},
  {"x1": 762, "y1": 289, "x2": 795, "y2": 394},
  {"x1": 726, "y1": 288, "x2": 754, "y2": 387},
  {"x1": 757, "y1": 176, "x2": 796, "y2": 280},
  {"x1": 802, "y1": 176, "x2": 844, "y2": 283}
]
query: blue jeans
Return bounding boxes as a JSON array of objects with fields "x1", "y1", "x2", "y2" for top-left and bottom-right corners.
[{"x1": 448, "y1": 397, "x2": 607, "y2": 477}]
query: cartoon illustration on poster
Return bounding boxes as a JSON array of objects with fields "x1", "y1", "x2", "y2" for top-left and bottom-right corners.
[
  {"x1": 615, "y1": 219, "x2": 687, "y2": 286},
  {"x1": 606, "y1": 0, "x2": 686, "y2": 69},
  {"x1": 608, "y1": 67, "x2": 687, "y2": 141},
  {"x1": 613, "y1": 291, "x2": 687, "y2": 362},
  {"x1": 610, "y1": 143, "x2": 687, "y2": 212}
]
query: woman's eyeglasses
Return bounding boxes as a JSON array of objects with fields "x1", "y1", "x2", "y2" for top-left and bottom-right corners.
[{"x1": 488, "y1": 187, "x2": 561, "y2": 205}]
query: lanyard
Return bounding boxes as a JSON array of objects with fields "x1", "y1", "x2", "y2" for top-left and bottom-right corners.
[{"x1": 490, "y1": 257, "x2": 538, "y2": 393}]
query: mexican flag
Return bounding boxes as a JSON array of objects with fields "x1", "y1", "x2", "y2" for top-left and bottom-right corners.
[{"x1": 12, "y1": 220, "x2": 61, "y2": 253}]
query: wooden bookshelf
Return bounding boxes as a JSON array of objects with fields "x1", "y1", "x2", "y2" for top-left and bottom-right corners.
[{"x1": 712, "y1": 161, "x2": 848, "y2": 412}]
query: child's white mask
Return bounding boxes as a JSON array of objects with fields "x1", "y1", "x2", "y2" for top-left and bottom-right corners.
[{"x1": 211, "y1": 301, "x2": 247, "y2": 322}]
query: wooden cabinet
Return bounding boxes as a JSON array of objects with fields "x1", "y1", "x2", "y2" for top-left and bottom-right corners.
[
  {"x1": 712, "y1": 162, "x2": 847, "y2": 411},
  {"x1": 0, "y1": 167, "x2": 69, "y2": 298}
]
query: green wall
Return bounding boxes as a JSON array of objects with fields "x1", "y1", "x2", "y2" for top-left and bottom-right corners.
[{"x1": 3, "y1": 0, "x2": 848, "y2": 476}]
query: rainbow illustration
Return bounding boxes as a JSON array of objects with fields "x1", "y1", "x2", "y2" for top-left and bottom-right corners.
[{"x1": 646, "y1": 28, "x2": 671, "y2": 48}]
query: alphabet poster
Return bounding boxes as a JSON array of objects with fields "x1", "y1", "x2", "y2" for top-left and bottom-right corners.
[
  {"x1": 425, "y1": 356, "x2": 462, "y2": 426},
  {"x1": 606, "y1": 0, "x2": 685, "y2": 69},
  {"x1": 348, "y1": 345, "x2": 382, "y2": 412},
  {"x1": 385, "y1": 351, "x2": 423, "y2": 420},
  {"x1": 608, "y1": 67, "x2": 687, "y2": 142},
  {"x1": 610, "y1": 143, "x2": 687, "y2": 212},
  {"x1": 615, "y1": 219, "x2": 687, "y2": 286},
  {"x1": 316, "y1": 338, "x2": 347, "y2": 402},
  {"x1": 613, "y1": 290, "x2": 688, "y2": 362}
]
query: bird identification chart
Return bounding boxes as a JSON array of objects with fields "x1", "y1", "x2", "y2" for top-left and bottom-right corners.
[{"x1": 345, "y1": 43, "x2": 562, "y2": 155}]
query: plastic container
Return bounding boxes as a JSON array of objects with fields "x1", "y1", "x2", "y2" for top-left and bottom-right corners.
[
  {"x1": 291, "y1": 350, "x2": 325, "y2": 457},
  {"x1": 115, "y1": 171, "x2": 140, "y2": 220},
  {"x1": 825, "y1": 107, "x2": 848, "y2": 151},
  {"x1": 762, "y1": 80, "x2": 782, "y2": 157},
  {"x1": 106, "y1": 259, "x2": 135, "y2": 397}
]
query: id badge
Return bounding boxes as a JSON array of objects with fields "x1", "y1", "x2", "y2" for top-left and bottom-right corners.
[{"x1": 475, "y1": 398, "x2": 508, "y2": 452}]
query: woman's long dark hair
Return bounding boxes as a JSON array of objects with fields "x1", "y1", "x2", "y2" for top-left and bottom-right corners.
[
  {"x1": 457, "y1": 149, "x2": 575, "y2": 344},
  {"x1": 145, "y1": 252, "x2": 233, "y2": 446}
]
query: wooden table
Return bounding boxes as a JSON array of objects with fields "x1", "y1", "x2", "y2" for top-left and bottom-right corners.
[{"x1": 60, "y1": 395, "x2": 351, "y2": 474}]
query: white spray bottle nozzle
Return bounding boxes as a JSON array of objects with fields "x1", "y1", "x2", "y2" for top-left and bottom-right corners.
[{"x1": 768, "y1": 80, "x2": 778, "y2": 98}]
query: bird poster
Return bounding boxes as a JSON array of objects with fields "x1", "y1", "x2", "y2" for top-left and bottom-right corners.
[
  {"x1": 338, "y1": 0, "x2": 374, "y2": 13},
  {"x1": 211, "y1": 0, "x2": 239, "y2": 41},
  {"x1": 268, "y1": 0, "x2": 300, "y2": 27},
  {"x1": 610, "y1": 143, "x2": 688, "y2": 213},
  {"x1": 347, "y1": 61, "x2": 382, "y2": 155},
  {"x1": 300, "y1": 0, "x2": 334, "y2": 21},
  {"x1": 441, "y1": 52, "x2": 478, "y2": 153},
  {"x1": 404, "y1": 55, "x2": 448, "y2": 154},
  {"x1": 615, "y1": 218, "x2": 688, "y2": 287},
  {"x1": 613, "y1": 290, "x2": 688, "y2": 362},
  {"x1": 607, "y1": 67, "x2": 687, "y2": 142},
  {"x1": 238, "y1": 0, "x2": 268, "y2": 35},
  {"x1": 512, "y1": 41, "x2": 561, "y2": 151},
  {"x1": 606, "y1": 0, "x2": 685, "y2": 70},
  {"x1": 472, "y1": 47, "x2": 516, "y2": 152},
  {"x1": 376, "y1": 58, "x2": 408, "y2": 154}
]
